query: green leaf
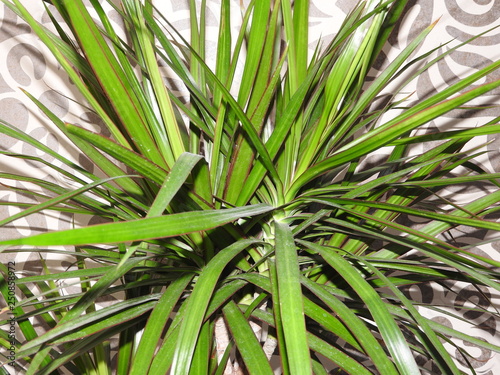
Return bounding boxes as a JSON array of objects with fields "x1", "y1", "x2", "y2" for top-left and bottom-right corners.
[
  {"x1": 303, "y1": 241, "x2": 421, "y2": 375},
  {"x1": 8, "y1": 0, "x2": 131, "y2": 151},
  {"x1": 49, "y1": 299, "x2": 157, "y2": 346},
  {"x1": 65, "y1": 124, "x2": 168, "y2": 185},
  {"x1": 19, "y1": 90, "x2": 147, "y2": 200},
  {"x1": 274, "y1": 221, "x2": 312, "y2": 374},
  {"x1": 301, "y1": 276, "x2": 399, "y2": 375},
  {"x1": 129, "y1": 273, "x2": 193, "y2": 375},
  {"x1": 389, "y1": 123, "x2": 500, "y2": 145},
  {"x1": 21, "y1": 256, "x2": 145, "y2": 375},
  {"x1": 223, "y1": 300, "x2": 274, "y2": 375},
  {"x1": 0, "y1": 176, "x2": 136, "y2": 227},
  {"x1": 357, "y1": 258, "x2": 462, "y2": 374},
  {"x1": 60, "y1": 0, "x2": 166, "y2": 167},
  {"x1": 250, "y1": 305, "x2": 373, "y2": 375},
  {"x1": 123, "y1": 0, "x2": 186, "y2": 161},
  {"x1": 147, "y1": 152, "x2": 203, "y2": 217},
  {"x1": 170, "y1": 239, "x2": 262, "y2": 374},
  {"x1": 288, "y1": 75, "x2": 500, "y2": 198},
  {"x1": 315, "y1": 197, "x2": 500, "y2": 232},
  {"x1": 0, "y1": 204, "x2": 273, "y2": 246}
]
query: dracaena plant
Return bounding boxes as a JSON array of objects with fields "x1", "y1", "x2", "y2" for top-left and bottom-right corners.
[{"x1": 1, "y1": 0, "x2": 500, "y2": 374}]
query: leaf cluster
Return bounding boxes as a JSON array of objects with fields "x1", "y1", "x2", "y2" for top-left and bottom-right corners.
[{"x1": 1, "y1": 0, "x2": 500, "y2": 374}]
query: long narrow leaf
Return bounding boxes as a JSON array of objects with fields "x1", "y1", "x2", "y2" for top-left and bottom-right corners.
[
  {"x1": 223, "y1": 300, "x2": 274, "y2": 375},
  {"x1": 303, "y1": 241, "x2": 421, "y2": 375},
  {"x1": 60, "y1": 0, "x2": 166, "y2": 167},
  {"x1": 129, "y1": 274, "x2": 193, "y2": 375},
  {"x1": 0, "y1": 204, "x2": 273, "y2": 247},
  {"x1": 170, "y1": 239, "x2": 262, "y2": 374},
  {"x1": 274, "y1": 221, "x2": 312, "y2": 374}
]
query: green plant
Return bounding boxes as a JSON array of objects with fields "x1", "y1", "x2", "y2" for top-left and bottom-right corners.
[{"x1": 1, "y1": 0, "x2": 500, "y2": 374}]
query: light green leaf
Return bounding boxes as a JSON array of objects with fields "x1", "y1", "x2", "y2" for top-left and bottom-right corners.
[
  {"x1": 60, "y1": 0, "x2": 166, "y2": 167},
  {"x1": 274, "y1": 221, "x2": 312, "y2": 374},
  {"x1": 0, "y1": 204, "x2": 273, "y2": 246},
  {"x1": 170, "y1": 239, "x2": 262, "y2": 374},
  {"x1": 304, "y1": 241, "x2": 421, "y2": 375}
]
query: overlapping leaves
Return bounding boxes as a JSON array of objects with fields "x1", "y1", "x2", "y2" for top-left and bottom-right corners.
[{"x1": 1, "y1": 0, "x2": 500, "y2": 374}]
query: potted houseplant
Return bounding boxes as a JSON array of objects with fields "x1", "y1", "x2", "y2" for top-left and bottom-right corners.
[{"x1": 1, "y1": 0, "x2": 500, "y2": 373}]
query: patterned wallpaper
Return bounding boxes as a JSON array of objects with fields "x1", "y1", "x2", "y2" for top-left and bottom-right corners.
[{"x1": 0, "y1": 1, "x2": 499, "y2": 374}]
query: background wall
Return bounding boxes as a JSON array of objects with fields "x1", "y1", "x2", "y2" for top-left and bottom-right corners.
[{"x1": 0, "y1": 1, "x2": 499, "y2": 374}]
